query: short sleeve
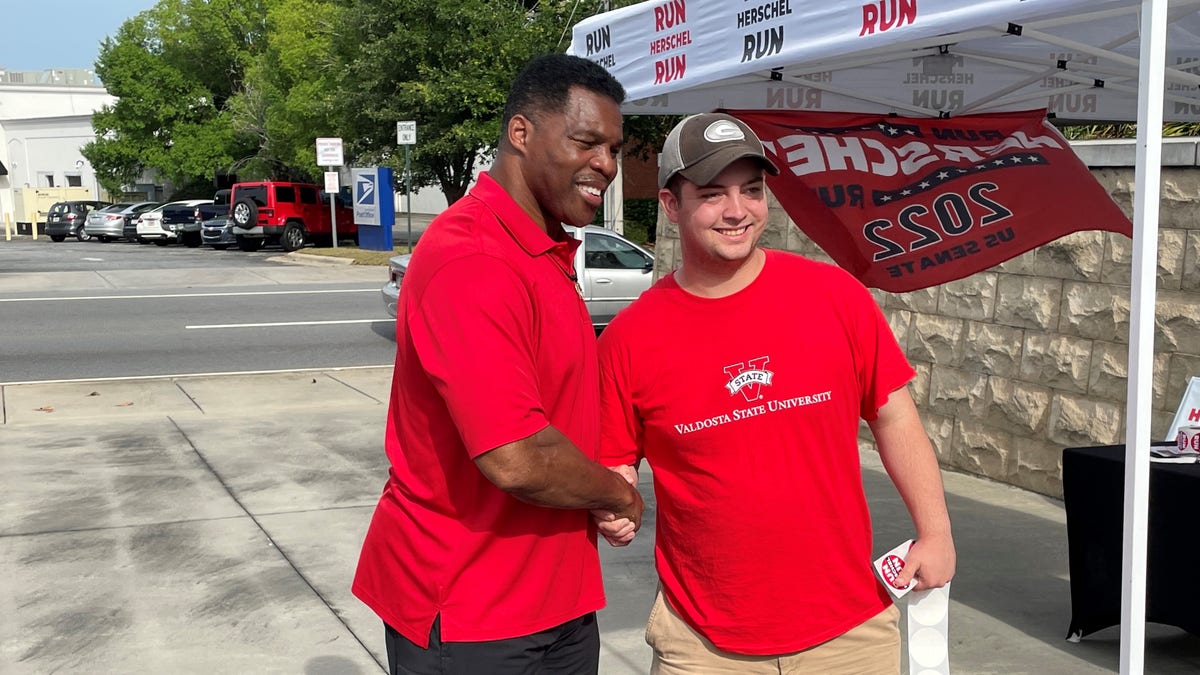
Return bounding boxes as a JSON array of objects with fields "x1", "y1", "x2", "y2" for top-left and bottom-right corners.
[
  {"x1": 408, "y1": 254, "x2": 549, "y2": 457},
  {"x1": 847, "y1": 278, "x2": 915, "y2": 420},
  {"x1": 597, "y1": 318, "x2": 644, "y2": 467}
]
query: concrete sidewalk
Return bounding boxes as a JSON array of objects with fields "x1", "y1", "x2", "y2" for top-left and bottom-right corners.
[{"x1": 2, "y1": 369, "x2": 1198, "y2": 673}]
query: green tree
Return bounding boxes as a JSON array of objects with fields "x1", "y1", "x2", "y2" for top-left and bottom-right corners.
[
  {"x1": 332, "y1": 0, "x2": 623, "y2": 205},
  {"x1": 84, "y1": 0, "x2": 268, "y2": 196},
  {"x1": 226, "y1": 0, "x2": 342, "y2": 181}
]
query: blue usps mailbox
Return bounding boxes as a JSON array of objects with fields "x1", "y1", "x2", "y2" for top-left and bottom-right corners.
[{"x1": 351, "y1": 167, "x2": 395, "y2": 251}]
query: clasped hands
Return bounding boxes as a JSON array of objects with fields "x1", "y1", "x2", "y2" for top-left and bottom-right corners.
[{"x1": 591, "y1": 464, "x2": 640, "y2": 547}]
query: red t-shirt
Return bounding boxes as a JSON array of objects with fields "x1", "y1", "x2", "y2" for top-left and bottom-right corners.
[
  {"x1": 353, "y1": 173, "x2": 604, "y2": 647},
  {"x1": 597, "y1": 249, "x2": 914, "y2": 655}
]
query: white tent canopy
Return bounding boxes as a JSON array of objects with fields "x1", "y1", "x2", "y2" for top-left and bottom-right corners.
[
  {"x1": 569, "y1": 1, "x2": 1194, "y2": 673},
  {"x1": 569, "y1": 0, "x2": 1200, "y2": 121}
]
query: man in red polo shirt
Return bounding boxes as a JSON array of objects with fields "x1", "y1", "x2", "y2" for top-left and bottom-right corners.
[{"x1": 353, "y1": 54, "x2": 644, "y2": 674}]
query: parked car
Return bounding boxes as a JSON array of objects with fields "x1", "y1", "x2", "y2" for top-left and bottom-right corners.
[
  {"x1": 119, "y1": 201, "x2": 163, "y2": 242},
  {"x1": 82, "y1": 202, "x2": 136, "y2": 242},
  {"x1": 200, "y1": 215, "x2": 237, "y2": 250},
  {"x1": 180, "y1": 189, "x2": 231, "y2": 248},
  {"x1": 229, "y1": 181, "x2": 355, "y2": 252},
  {"x1": 159, "y1": 199, "x2": 214, "y2": 246},
  {"x1": 381, "y1": 225, "x2": 653, "y2": 329},
  {"x1": 44, "y1": 200, "x2": 110, "y2": 241},
  {"x1": 136, "y1": 199, "x2": 211, "y2": 245}
]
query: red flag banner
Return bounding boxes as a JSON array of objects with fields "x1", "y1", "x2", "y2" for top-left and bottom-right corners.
[{"x1": 733, "y1": 110, "x2": 1133, "y2": 293}]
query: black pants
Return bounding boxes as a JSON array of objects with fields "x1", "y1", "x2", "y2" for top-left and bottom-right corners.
[{"x1": 385, "y1": 613, "x2": 600, "y2": 675}]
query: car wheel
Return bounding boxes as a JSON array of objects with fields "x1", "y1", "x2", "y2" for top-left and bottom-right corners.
[
  {"x1": 236, "y1": 235, "x2": 265, "y2": 252},
  {"x1": 211, "y1": 244, "x2": 229, "y2": 251},
  {"x1": 279, "y1": 222, "x2": 305, "y2": 252},
  {"x1": 182, "y1": 232, "x2": 202, "y2": 248},
  {"x1": 75, "y1": 227, "x2": 92, "y2": 242},
  {"x1": 50, "y1": 235, "x2": 66, "y2": 242},
  {"x1": 231, "y1": 198, "x2": 258, "y2": 228}
]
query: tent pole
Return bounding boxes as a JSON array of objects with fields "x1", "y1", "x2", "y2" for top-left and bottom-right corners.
[{"x1": 1121, "y1": 1, "x2": 1168, "y2": 674}]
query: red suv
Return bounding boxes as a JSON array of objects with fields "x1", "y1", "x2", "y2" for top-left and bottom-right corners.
[{"x1": 228, "y1": 181, "x2": 355, "y2": 251}]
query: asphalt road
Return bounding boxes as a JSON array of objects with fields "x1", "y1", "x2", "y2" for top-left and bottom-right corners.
[{"x1": 0, "y1": 238, "x2": 396, "y2": 383}]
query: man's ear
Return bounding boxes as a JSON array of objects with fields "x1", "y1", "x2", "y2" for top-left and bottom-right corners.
[
  {"x1": 659, "y1": 187, "x2": 680, "y2": 224},
  {"x1": 506, "y1": 114, "x2": 533, "y2": 156}
]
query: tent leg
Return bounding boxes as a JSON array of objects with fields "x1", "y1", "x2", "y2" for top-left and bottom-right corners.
[{"x1": 1121, "y1": 2, "x2": 1168, "y2": 674}]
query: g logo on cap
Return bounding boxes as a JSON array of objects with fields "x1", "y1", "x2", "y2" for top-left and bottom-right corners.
[{"x1": 703, "y1": 120, "x2": 746, "y2": 143}]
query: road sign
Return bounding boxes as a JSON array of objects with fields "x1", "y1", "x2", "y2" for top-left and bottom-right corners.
[
  {"x1": 323, "y1": 171, "x2": 340, "y2": 194},
  {"x1": 316, "y1": 137, "x2": 344, "y2": 166},
  {"x1": 397, "y1": 121, "x2": 417, "y2": 145}
]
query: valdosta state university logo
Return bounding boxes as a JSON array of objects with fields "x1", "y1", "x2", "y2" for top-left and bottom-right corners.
[{"x1": 723, "y1": 356, "x2": 774, "y2": 402}]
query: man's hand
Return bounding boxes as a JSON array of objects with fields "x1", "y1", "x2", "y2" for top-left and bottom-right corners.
[
  {"x1": 892, "y1": 532, "x2": 955, "y2": 590},
  {"x1": 593, "y1": 465, "x2": 640, "y2": 546}
]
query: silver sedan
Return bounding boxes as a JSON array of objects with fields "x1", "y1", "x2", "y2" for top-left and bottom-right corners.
[{"x1": 382, "y1": 225, "x2": 654, "y2": 329}]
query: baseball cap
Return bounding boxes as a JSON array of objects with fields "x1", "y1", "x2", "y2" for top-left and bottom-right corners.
[{"x1": 658, "y1": 112, "x2": 780, "y2": 189}]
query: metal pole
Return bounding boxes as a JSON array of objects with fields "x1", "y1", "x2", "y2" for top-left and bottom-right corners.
[
  {"x1": 405, "y1": 145, "x2": 412, "y2": 250},
  {"x1": 1120, "y1": 1, "x2": 1168, "y2": 673},
  {"x1": 328, "y1": 165, "x2": 338, "y2": 248}
]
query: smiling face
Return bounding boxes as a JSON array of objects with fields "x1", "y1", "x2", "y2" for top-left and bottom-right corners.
[
  {"x1": 662, "y1": 158, "x2": 769, "y2": 273},
  {"x1": 520, "y1": 86, "x2": 624, "y2": 229}
]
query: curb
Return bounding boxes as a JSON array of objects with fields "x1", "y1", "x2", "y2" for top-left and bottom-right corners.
[{"x1": 274, "y1": 252, "x2": 359, "y2": 266}]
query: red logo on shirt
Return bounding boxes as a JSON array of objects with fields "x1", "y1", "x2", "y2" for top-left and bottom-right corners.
[{"x1": 724, "y1": 356, "x2": 774, "y2": 402}]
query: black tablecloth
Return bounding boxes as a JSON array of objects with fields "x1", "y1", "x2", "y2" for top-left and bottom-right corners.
[{"x1": 1063, "y1": 443, "x2": 1200, "y2": 639}]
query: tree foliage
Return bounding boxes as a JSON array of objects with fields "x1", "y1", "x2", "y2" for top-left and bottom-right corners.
[
  {"x1": 85, "y1": 0, "x2": 269, "y2": 197},
  {"x1": 331, "y1": 0, "x2": 604, "y2": 204},
  {"x1": 85, "y1": 0, "x2": 673, "y2": 203}
]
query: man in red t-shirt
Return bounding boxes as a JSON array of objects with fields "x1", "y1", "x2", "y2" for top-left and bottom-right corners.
[
  {"x1": 595, "y1": 113, "x2": 956, "y2": 673},
  {"x1": 353, "y1": 54, "x2": 644, "y2": 675}
]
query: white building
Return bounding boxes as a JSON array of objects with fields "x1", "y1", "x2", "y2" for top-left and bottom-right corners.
[{"x1": 0, "y1": 68, "x2": 113, "y2": 227}]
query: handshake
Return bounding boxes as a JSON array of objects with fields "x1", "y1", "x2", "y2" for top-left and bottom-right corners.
[{"x1": 591, "y1": 464, "x2": 641, "y2": 547}]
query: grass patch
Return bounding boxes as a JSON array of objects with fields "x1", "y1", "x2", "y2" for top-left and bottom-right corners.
[{"x1": 302, "y1": 244, "x2": 410, "y2": 266}]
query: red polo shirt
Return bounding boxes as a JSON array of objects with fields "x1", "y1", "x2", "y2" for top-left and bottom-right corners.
[{"x1": 353, "y1": 172, "x2": 603, "y2": 647}]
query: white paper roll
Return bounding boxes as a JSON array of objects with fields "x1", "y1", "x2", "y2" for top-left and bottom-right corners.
[{"x1": 906, "y1": 582, "x2": 951, "y2": 675}]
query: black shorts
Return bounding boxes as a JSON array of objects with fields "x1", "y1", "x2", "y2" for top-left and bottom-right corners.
[{"x1": 384, "y1": 612, "x2": 600, "y2": 675}]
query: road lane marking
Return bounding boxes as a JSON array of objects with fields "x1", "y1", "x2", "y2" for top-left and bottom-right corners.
[
  {"x1": 0, "y1": 288, "x2": 378, "y2": 302},
  {"x1": 186, "y1": 319, "x2": 390, "y2": 329},
  {"x1": 0, "y1": 364, "x2": 392, "y2": 387}
]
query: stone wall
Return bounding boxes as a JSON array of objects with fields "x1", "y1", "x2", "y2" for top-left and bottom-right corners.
[{"x1": 649, "y1": 167, "x2": 1200, "y2": 498}]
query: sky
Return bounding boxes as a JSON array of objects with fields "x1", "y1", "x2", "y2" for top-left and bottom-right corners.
[{"x1": 0, "y1": 0, "x2": 159, "y2": 73}]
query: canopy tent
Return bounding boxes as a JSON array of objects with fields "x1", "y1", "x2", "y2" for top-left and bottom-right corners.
[
  {"x1": 568, "y1": 0, "x2": 1200, "y2": 121},
  {"x1": 568, "y1": 1, "x2": 1196, "y2": 672}
]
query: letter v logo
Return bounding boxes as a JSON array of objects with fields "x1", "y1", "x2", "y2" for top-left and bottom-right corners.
[{"x1": 724, "y1": 356, "x2": 773, "y2": 402}]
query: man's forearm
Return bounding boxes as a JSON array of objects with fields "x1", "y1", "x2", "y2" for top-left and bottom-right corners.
[{"x1": 476, "y1": 425, "x2": 643, "y2": 523}]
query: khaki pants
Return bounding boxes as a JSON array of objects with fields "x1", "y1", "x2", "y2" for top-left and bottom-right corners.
[{"x1": 645, "y1": 589, "x2": 901, "y2": 675}]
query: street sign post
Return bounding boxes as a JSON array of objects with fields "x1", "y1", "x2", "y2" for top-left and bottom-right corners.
[
  {"x1": 397, "y1": 122, "x2": 417, "y2": 248},
  {"x1": 316, "y1": 138, "x2": 344, "y2": 247}
]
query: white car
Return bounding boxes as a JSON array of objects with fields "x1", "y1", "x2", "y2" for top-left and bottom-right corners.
[
  {"x1": 136, "y1": 199, "x2": 211, "y2": 245},
  {"x1": 382, "y1": 225, "x2": 654, "y2": 329}
]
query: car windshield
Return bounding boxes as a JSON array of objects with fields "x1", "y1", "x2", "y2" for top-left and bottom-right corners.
[{"x1": 49, "y1": 204, "x2": 70, "y2": 214}]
